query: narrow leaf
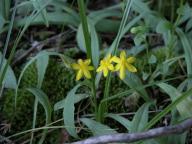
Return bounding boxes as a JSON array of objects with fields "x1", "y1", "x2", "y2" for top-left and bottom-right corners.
[
  {"x1": 0, "y1": 53, "x2": 17, "y2": 89},
  {"x1": 131, "y1": 102, "x2": 151, "y2": 132},
  {"x1": 157, "y1": 83, "x2": 192, "y2": 118},
  {"x1": 123, "y1": 72, "x2": 150, "y2": 102},
  {"x1": 63, "y1": 84, "x2": 82, "y2": 138},
  {"x1": 27, "y1": 88, "x2": 52, "y2": 143},
  {"x1": 107, "y1": 114, "x2": 131, "y2": 131},
  {"x1": 54, "y1": 94, "x2": 88, "y2": 111},
  {"x1": 80, "y1": 118, "x2": 117, "y2": 136},
  {"x1": 36, "y1": 54, "x2": 49, "y2": 88}
]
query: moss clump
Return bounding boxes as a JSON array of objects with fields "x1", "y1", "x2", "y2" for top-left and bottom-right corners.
[
  {"x1": 2, "y1": 49, "x2": 78, "y2": 140},
  {"x1": 3, "y1": 63, "x2": 37, "y2": 135}
]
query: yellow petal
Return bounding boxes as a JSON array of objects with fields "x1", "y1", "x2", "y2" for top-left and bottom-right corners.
[
  {"x1": 96, "y1": 66, "x2": 103, "y2": 72},
  {"x1": 71, "y1": 63, "x2": 79, "y2": 70},
  {"x1": 120, "y1": 50, "x2": 126, "y2": 59},
  {"x1": 111, "y1": 56, "x2": 120, "y2": 63},
  {"x1": 88, "y1": 66, "x2": 94, "y2": 70},
  {"x1": 85, "y1": 59, "x2": 91, "y2": 65},
  {"x1": 125, "y1": 63, "x2": 137, "y2": 72},
  {"x1": 115, "y1": 64, "x2": 121, "y2": 71},
  {"x1": 78, "y1": 59, "x2": 83, "y2": 65},
  {"x1": 127, "y1": 56, "x2": 136, "y2": 63},
  {"x1": 76, "y1": 70, "x2": 83, "y2": 81},
  {"x1": 119, "y1": 65, "x2": 125, "y2": 80},
  {"x1": 103, "y1": 68, "x2": 108, "y2": 77},
  {"x1": 108, "y1": 64, "x2": 114, "y2": 71},
  {"x1": 83, "y1": 70, "x2": 91, "y2": 79}
]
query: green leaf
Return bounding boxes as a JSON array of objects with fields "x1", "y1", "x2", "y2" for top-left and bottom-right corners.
[
  {"x1": 123, "y1": 72, "x2": 150, "y2": 102},
  {"x1": 176, "y1": 28, "x2": 192, "y2": 75},
  {"x1": 0, "y1": 53, "x2": 17, "y2": 89},
  {"x1": 134, "y1": 34, "x2": 145, "y2": 46},
  {"x1": 142, "y1": 72, "x2": 150, "y2": 81},
  {"x1": 89, "y1": 4, "x2": 122, "y2": 24},
  {"x1": 0, "y1": 0, "x2": 11, "y2": 20},
  {"x1": 27, "y1": 88, "x2": 52, "y2": 143},
  {"x1": 186, "y1": 18, "x2": 192, "y2": 32},
  {"x1": 156, "y1": 20, "x2": 172, "y2": 34},
  {"x1": 0, "y1": 14, "x2": 5, "y2": 29},
  {"x1": 27, "y1": 88, "x2": 52, "y2": 122},
  {"x1": 63, "y1": 84, "x2": 83, "y2": 138},
  {"x1": 36, "y1": 54, "x2": 49, "y2": 88},
  {"x1": 177, "y1": 28, "x2": 192, "y2": 89},
  {"x1": 130, "y1": 102, "x2": 151, "y2": 132},
  {"x1": 177, "y1": 3, "x2": 192, "y2": 25},
  {"x1": 80, "y1": 118, "x2": 117, "y2": 136},
  {"x1": 157, "y1": 83, "x2": 192, "y2": 119},
  {"x1": 145, "y1": 87, "x2": 192, "y2": 130},
  {"x1": 107, "y1": 114, "x2": 131, "y2": 131},
  {"x1": 108, "y1": 13, "x2": 144, "y2": 55},
  {"x1": 77, "y1": 19, "x2": 100, "y2": 67},
  {"x1": 54, "y1": 94, "x2": 88, "y2": 111},
  {"x1": 132, "y1": 0, "x2": 151, "y2": 13},
  {"x1": 31, "y1": 0, "x2": 49, "y2": 27},
  {"x1": 15, "y1": 12, "x2": 78, "y2": 27},
  {"x1": 148, "y1": 54, "x2": 157, "y2": 64}
]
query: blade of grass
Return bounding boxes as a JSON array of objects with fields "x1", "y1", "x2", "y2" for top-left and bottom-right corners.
[
  {"x1": 27, "y1": 88, "x2": 52, "y2": 144},
  {"x1": 98, "y1": 0, "x2": 133, "y2": 122},
  {"x1": 77, "y1": 0, "x2": 97, "y2": 119},
  {"x1": 77, "y1": 0, "x2": 91, "y2": 59},
  {"x1": 32, "y1": 0, "x2": 49, "y2": 27},
  {"x1": 0, "y1": 0, "x2": 11, "y2": 20},
  {"x1": 176, "y1": 28, "x2": 192, "y2": 89},
  {"x1": 30, "y1": 98, "x2": 38, "y2": 144},
  {"x1": 144, "y1": 87, "x2": 192, "y2": 130}
]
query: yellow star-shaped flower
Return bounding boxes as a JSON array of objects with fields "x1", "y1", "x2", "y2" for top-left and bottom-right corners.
[
  {"x1": 112, "y1": 51, "x2": 137, "y2": 80},
  {"x1": 96, "y1": 54, "x2": 114, "y2": 77},
  {"x1": 71, "y1": 59, "x2": 94, "y2": 81}
]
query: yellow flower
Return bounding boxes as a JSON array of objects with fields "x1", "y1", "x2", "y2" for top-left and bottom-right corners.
[
  {"x1": 112, "y1": 51, "x2": 137, "y2": 80},
  {"x1": 71, "y1": 59, "x2": 94, "y2": 81},
  {"x1": 96, "y1": 54, "x2": 114, "y2": 77}
]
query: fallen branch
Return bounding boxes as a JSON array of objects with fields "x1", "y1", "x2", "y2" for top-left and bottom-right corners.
[{"x1": 72, "y1": 118, "x2": 192, "y2": 144}]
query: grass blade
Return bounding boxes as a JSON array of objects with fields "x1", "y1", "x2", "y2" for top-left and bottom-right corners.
[
  {"x1": 63, "y1": 84, "x2": 83, "y2": 138},
  {"x1": 27, "y1": 88, "x2": 52, "y2": 144},
  {"x1": 80, "y1": 118, "x2": 117, "y2": 136},
  {"x1": 144, "y1": 87, "x2": 192, "y2": 130}
]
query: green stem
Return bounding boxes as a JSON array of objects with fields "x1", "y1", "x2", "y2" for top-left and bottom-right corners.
[
  {"x1": 174, "y1": 0, "x2": 184, "y2": 26},
  {"x1": 144, "y1": 39, "x2": 151, "y2": 74},
  {"x1": 92, "y1": 76, "x2": 98, "y2": 119},
  {"x1": 77, "y1": 0, "x2": 97, "y2": 118},
  {"x1": 30, "y1": 98, "x2": 38, "y2": 144},
  {"x1": 98, "y1": 0, "x2": 133, "y2": 122},
  {"x1": 171, "y1": 0, "x2": 174, "y2": 23}
]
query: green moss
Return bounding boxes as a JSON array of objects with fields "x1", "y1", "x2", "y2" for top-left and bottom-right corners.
[{"x1": 2, "y1": 48, "x2": 78, "y2": 139}]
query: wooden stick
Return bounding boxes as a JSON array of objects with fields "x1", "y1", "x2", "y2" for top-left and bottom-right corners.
[{"x1": 72, "y1": 118, "x2": 192, "y2": 144}]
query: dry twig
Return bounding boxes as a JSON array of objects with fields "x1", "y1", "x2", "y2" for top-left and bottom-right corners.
[
  {"x1": 12, "y1": 31, "x2": 74, "y2": 66},
  {"x1": 72, "y1": 118, "x2": 192, "y2": 144}
]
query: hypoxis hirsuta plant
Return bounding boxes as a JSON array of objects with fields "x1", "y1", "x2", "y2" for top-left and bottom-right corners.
[{"x1": 72, "y1": 0, "x2": 136, "y2": 123}]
